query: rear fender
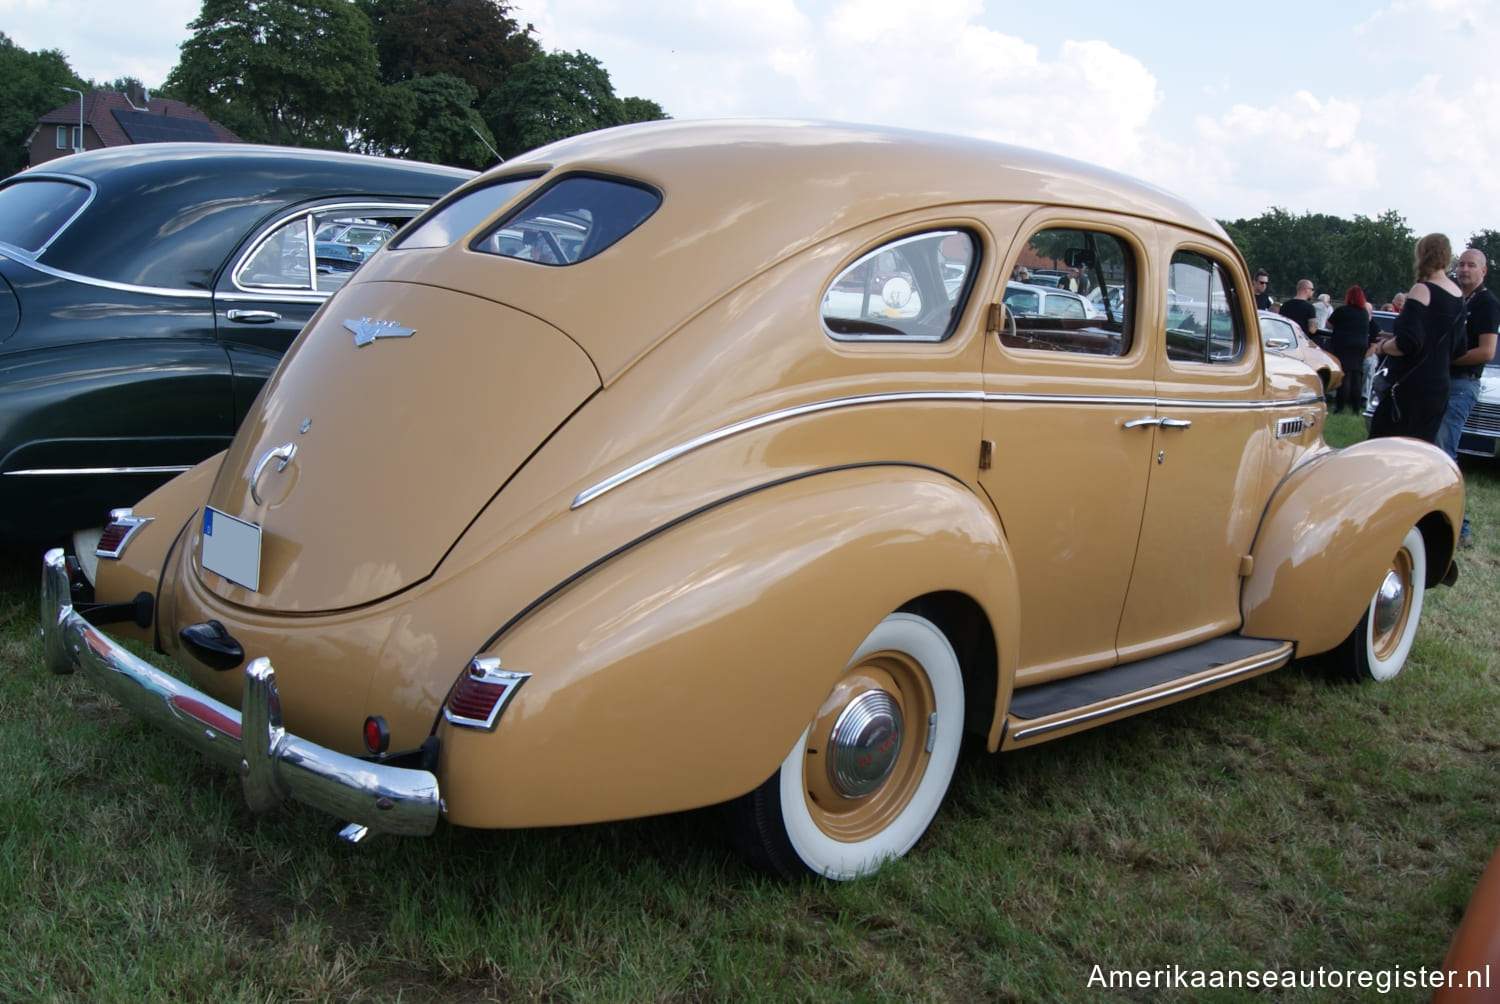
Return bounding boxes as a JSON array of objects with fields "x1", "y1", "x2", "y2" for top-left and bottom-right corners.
[
  {"x1": 436, "y1": 465, "x2": 1018, "y2": 829},
  {"x1": 93, "y1": 452, "x2": 225, "y2": 644},
  {"x1": 1241, "y1": 439, "x2": 1462, "y2": 657}
]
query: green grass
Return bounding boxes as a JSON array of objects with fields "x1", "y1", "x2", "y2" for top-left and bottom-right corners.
[{"x1": 2, "y1": 416, "x2": 1497, "y2": 1001}]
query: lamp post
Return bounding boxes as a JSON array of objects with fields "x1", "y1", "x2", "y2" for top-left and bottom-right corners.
[{"x1": 59, "y1": 86, "x2": 85, "y2": 154}]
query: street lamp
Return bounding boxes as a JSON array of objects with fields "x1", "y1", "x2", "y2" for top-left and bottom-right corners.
[{"x1": 59, "y1": 86, "x2": 85, "y2": 154}]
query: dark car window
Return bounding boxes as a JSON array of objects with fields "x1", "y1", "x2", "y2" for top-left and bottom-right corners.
[
  {"x1": 472, "y1": 176, "x2": 662, "y2": 265},
  {"x1": 399, "y1": 177, "x2": 536, "y2": 251},
  {"x1": 0, "y1": 178, "x2": 91, "y2": 255}
]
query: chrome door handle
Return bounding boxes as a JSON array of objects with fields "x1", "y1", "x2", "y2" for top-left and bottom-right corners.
[
  {"x1": 1160, "y1": 418, "x2": 1193, "y2": 428},
  {"x1": 227, "y1": 309, "x2": 282, "y2": 324},
  {"x1": 1123, "y1": 417, "x2": 1161, "y2": 428}
]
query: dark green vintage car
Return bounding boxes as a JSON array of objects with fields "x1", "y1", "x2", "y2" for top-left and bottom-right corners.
[{"x1": 0, "y1": 143, "x2": 473, "y2": 541}]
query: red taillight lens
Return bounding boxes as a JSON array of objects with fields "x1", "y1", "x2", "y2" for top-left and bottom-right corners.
[
  {"x1": 96, "y1": 509, "x2": 153, "y2": 559},
  {"x1": 363, "y1": 716, "x2": 390, "y2": 754},
  {"x1": 443, "y1": 658, "x2": 529, "y2": 731}
]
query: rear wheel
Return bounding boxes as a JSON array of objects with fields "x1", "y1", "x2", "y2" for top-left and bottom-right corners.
[
  {"x1": 724, "y1": 612, "x2": 964, "y2": 880},
  {"x1": 1337, "y1": 526, "x2": 1426, "y2": 682}
]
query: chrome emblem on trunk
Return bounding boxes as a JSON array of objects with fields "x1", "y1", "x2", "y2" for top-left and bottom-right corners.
[{"x1": 345, "y1": 318, "x2": 416, "y2": 347}]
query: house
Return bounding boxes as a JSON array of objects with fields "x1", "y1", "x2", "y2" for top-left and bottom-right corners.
[{"x1": 26, "y1": 85, "x2": 240, "y2": 168}]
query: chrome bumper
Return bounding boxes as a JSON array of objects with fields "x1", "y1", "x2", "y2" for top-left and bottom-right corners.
[{"x1": 40, "y1": 548, "x2": 440, "y2": 839}]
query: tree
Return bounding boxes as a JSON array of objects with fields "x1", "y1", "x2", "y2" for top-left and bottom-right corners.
[
  {"x1": 359, "y1": 74, "x2": 498, "y2": 169},
  {"x1": 363, "y1": 0, "x2": 538, "y2": 94},
  {"x1": 481, "y1": 49, "x2": 665, "y2": 158},
  {"x1": 0, "y1": 32, "x2": 87, "y2": 177},
  {"x1": 164, "y1": 0, "x2": 381, "y2": 148},
  {"x1": 621, "y1": 95, "x2": 668, "y2": 125},
  {"x1": 1330, "y1": 211, "x2": 1414, "y2": 307}
]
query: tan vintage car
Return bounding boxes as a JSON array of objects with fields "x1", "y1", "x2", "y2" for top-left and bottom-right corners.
[{"x1": 40, "y1": 120, "x2": 1464, "y2": 880}]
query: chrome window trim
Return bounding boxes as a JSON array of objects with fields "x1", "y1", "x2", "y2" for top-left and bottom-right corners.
[
  {"x1": 822, "y1": 229, "x2": 974, "y2": 344},
  {"x1": 570, "y1": 389, "x2": 1323, "y2": 508},
  {"x1": 0, "y1": 254, "x2": 214, "y2": 299},
  {"x1": 0, "y1": 172, "x2": 98, "y2": 259},
  {"x1": 3, "y1": 464, "x2": 194, "y2": 477},
  {"x1": 231, "y1": 199, "x2": 434, "y2": 295}
]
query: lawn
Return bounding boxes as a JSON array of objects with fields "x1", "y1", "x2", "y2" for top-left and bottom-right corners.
[{"x1": 1, "y1": 411, "x2": 1496, "y2": 1001}]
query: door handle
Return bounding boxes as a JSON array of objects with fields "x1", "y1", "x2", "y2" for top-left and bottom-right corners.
[
  {"x1": 227, "y1": 309, "x2": 281, "y2": 324},
  {"x1": 1123, "y1": 417, "x2": 1161, "y2": 428},
  {"x1": 1159, "y1": 418, "x2": 1193, "y2": 428}
]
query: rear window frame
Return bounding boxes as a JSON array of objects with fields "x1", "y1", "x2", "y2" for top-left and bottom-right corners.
[{"x1": 0, "y1": 176, "x2": 96, "y2": 259}]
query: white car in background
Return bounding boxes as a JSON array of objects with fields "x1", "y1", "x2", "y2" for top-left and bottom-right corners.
[{"x1": 1004, "y1": 281, "x2": 1102, "y2": 319}]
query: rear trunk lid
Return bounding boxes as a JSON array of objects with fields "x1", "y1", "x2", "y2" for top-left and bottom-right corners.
[{"x1": 195, "y1": 279, "x2": 599, "y2": 612}]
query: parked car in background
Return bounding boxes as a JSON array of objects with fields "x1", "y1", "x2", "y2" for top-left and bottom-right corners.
[
  {"x1": 1456, "y1": 362, "x2": 1500, "y2": 458},
  {"x1": 0, "y1": 143, "x2": 473, "y2": 539},
  {"x1": 42, "y1": 120, "x2": 1463, "y2": 882},
  {"x1": 1259, "y1": 310, "x2": 1343, "y2": 394},
  {"x1": 314, "y1": 221, "x2": 397, "y2": 277},
  {"x1": 1003, "y1": 281, "x2": 1100, "y2": 319}
]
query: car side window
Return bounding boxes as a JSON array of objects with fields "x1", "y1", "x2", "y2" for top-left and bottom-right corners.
[
  {"x1": 237, "y1": 207, "x2": 427, "y2": 294},
  {"x1": 1166, "y1": 251, "x2": 1244, "y2": 364},
  {"x1": 822, "y1": 230, "x2": 977, "y2": 341},
  {"x1": 1001, "y1": 228, "x2": 1132, "y2": 356}
]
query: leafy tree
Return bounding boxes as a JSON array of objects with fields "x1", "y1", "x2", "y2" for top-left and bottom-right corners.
[
  {"x1": 0, "y1": 32, "x2": 87, "y2": 177},
  {"x1": 621, "y1": 95, "x2": 668, "y2": 124},
  {"x1": 363, "y1": 0, "x2": 538, "y2": 94},
  {"x1": 1329, "y1": 211, "x2": 1414, "y2": 307},
  {"x1": 481, "y1": 49, "x2": 665, "y2": 158},
  {"x1": 164, "y1": 0, "x2": 381, "y2": 148},
  {"x1": 359, "y1": 74, "x2": 498, "y2": 169}
]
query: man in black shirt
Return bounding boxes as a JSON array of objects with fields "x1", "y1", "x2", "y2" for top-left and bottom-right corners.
[
  {"x1": 1439, "y1": 247, "x2": 1499, "y2": 547},
  {"x1": 1278, "y1": 279, "x2": 1318, "y2": 336},
  {"x1": 1253, "y1": 269, "x2": 1272, "y2": 309}
]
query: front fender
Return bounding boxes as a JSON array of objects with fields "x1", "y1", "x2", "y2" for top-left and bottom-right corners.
[
  {"x1": 1241, "y1": 438, "x2": 1462, "y2": 657},
  {"x1": 436, "y1": 465, "x2": 1018, "y2": 829}
]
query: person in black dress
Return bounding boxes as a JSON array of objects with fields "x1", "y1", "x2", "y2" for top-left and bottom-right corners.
[
  {"x1": 1369, "y1": 233, "x2": 1465, "y2": 443},
  {"x1": 1325, "y1": 285, "x2": 1382, "y2": 413}
]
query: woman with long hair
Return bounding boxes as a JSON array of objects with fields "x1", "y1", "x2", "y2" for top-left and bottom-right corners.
[
  {"x1": 1325, "y1": 284, "x2": 1382, "y2": 413},
  {"x1": 1369, "y1": 234, "x2": 1464, "y2": 442}
]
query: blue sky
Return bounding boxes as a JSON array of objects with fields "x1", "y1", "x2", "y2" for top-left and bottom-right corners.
[{"x1": 5, "y1": 0, "x2": 1495, "y2": 247}]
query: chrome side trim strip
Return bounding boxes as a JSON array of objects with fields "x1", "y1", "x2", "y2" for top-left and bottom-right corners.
[
  {"x1": 571, "y1": 391, "x2": 982, "y2": 508},
  {"x1": 571, "y1": 389, "x2": 1326, "y2": 509},
  {"x1": 1007, "y1": 644, "x2": 1293, "y2": 743},
  {"x1": 4, "y1": 465, "x2": 193, "y2": 477},
  {"x1": 40, "y1": 549, "x2": 440, "y2": 838},
  {"x1": 0, "y1": 255, "x2": 214, "y2": 299}
]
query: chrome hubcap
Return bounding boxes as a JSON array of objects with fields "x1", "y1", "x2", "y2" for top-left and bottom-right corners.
[
  {"x1": 827, "y1": 690, "x2": 903, "y2": 798},
  {"x1": 1373, "y1": 569, "x2": 1406, "y2": 638}
]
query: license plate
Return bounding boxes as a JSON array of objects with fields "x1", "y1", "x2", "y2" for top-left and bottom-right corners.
[{"x1": 201, "y1": 507, "x2": 261, "y2": 591}]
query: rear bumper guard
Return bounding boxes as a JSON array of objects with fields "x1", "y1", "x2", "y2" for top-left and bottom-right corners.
[{"x1": 40, "y1": 548, "x2": 441, "y2": 839}]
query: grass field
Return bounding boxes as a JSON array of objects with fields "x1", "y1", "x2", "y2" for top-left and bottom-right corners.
[{"x1": 2, "y1": 412, "x2": 1497, "y2": 1001}]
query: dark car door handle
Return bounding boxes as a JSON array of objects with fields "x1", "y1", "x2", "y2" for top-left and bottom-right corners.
[{"x1": 227, "y1": 309, "x2": 282, "y2": 324}]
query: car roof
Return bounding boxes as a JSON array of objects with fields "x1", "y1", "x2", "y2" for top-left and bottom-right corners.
[
  {"x1": 8, "y1": 143, "x2": 474, "y2": 288},
  {"x1": 415, "y1": 120, "x2": 1227, "y2": 381}
]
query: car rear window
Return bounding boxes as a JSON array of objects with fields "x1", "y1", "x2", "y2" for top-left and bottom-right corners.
[
  {"x1": 397, "y1": 174, "x2": 661, "y2": 265},
  {"x1": 0, "y1": 178, "x2": 92, "y2": 255}
]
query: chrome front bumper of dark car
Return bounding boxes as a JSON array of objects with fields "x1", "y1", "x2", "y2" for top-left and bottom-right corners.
[{"x1": 39, "y1": 548, "x2": 441, "y2": 840}]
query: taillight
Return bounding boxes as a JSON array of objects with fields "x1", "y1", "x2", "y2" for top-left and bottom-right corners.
[
  {"x1": 443, "y1": 657, "x2": 529, "y2": 731},
  {"x1": 96, "y1": 509, "x2": 153, "y2": 559}
]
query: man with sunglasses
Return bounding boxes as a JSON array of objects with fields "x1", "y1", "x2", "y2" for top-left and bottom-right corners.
[{"x1": 1253, "y1": 269, "x2": 1272, "y2": 309}]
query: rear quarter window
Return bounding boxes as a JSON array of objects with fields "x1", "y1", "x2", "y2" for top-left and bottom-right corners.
[{"x1": 0, "y1": 178, "x2": 92, "y2": 256}]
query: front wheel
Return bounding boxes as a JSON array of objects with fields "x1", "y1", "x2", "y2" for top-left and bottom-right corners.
[
  {"x1": 1337, "y1": 526, "x2": 1426, "y2": 682},
  {"x1": 724, "y1": 612, "x2": 964, "y2": 880}
]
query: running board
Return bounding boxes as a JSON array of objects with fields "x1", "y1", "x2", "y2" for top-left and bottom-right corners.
[{"x1": 1001, "y1": 635, "x2": 1293, "y2": 750}]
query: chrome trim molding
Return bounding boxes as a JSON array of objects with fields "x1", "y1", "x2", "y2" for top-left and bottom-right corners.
[
  {"x1": 572, "y1": 389, "x2": 1327, "y2": 508},
  {"x1": 0, "y1": 254, "x2": 214, "y2": 298},
  {"x1": 40, "y1": 549, "x2": 440, "y2": 838},
  {"x1": 3, "y1": 464, "x2": 194, "y2": 477},
  {"x1": 1008, "y1": 644, "x2": 1293, "y2": 743},
  {"x1": 572, "y1": 391, "x2": 981, "y2": 508}
]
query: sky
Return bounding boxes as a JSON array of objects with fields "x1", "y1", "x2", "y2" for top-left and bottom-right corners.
[{"x1": 3, "y1": 0, "x2": 1496, "y2": 247}]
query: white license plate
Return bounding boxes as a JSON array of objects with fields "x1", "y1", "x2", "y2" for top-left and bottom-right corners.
[{"x1": 201, "y1": 507, "x2": 261, "y2": 591}]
